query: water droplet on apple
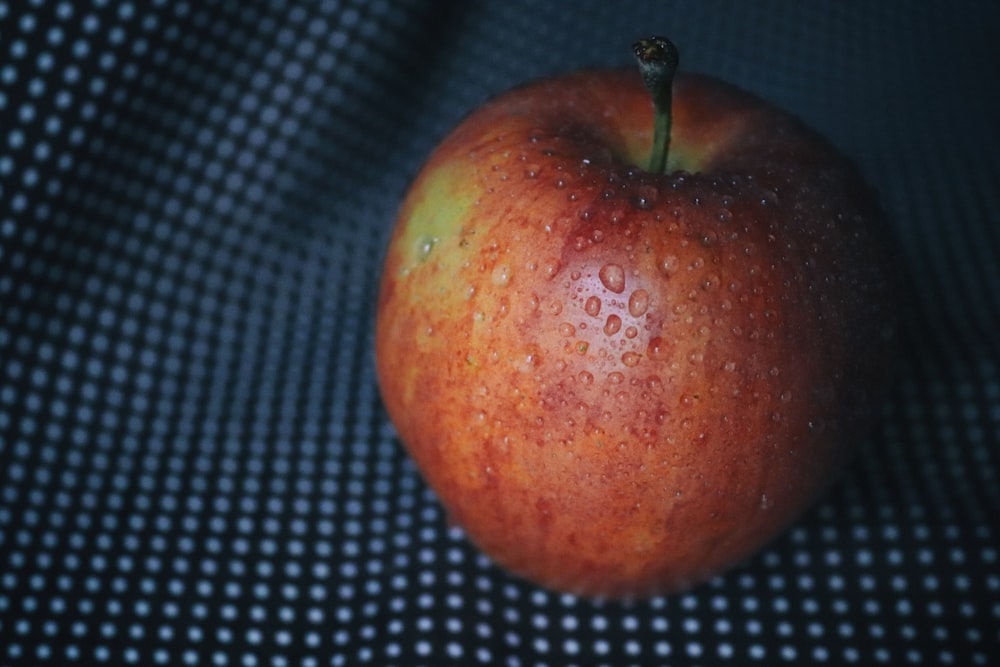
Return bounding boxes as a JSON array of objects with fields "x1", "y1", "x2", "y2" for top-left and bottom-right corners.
[
  {"x1": 584, "y1": 296, "x2": 602, "y2": 317},
  {"x1": 492, "y1": 264, "x2": 512, "y2": 286},
  {"x1": 559, "y1": 322, "x2": 576, "y2": 337},
  {"x1": 604, "y1": 314, "x2": 622, "y2": 336},
  {"x1": 608, "y1": 371, "x2": 625, "y2": 384},
  {"x1": 621, "y1": 351, "x2": 642, "y2": 367},
  {"x1": 578, "y1": 370, "x2": 594, "y2": 385},
  {"x1": 542, "y1": 258, "x2": 561, "y2": 280},
  {"x1": 497, "y1": 297, "x2": 510, "y2": 319},
  {"x1": 517, "y1": 347, "x2": 541, "y2": 373},
  {"x1": 598, "y1": 263, "x2": 626, "y2": 293},
  {"x1": 780, "y1": 390, "x2": 793, "y2": 402},
  {"x1": 628, "y1": 289, "x2": 650, "y2": 317},
  {"x1": 659, "y1": 255, "x2": 678, "y2": 278},
  {"x1": 625, "y1": 326, "x2": 638, "y2": 339},
  {"x1": 716, "y1": 208, "x2": 733, "y2": 223},
  {"x1": 547, "y1": 300, "x2": 563, "y2": 316},
  {"x1": 808, "y1": 418, "x2": 826, "y2": 434},
  {"x1": 646, "y1": 337, "x2": 668, "y2": 360},
  {"x1": 632, "y1": 185, "x2": 658, "y2": 210},
  {"x1": 416, "y1": 235, "x2": 437, "y2": 262},
  {"x1": 590, "y1": 228, "x2": 605, "y2": 243}
]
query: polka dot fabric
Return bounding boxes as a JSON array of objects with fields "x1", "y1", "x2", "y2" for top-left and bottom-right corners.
[{"x1": 1, "y1": 2, "x2": 998, "y2": 666}]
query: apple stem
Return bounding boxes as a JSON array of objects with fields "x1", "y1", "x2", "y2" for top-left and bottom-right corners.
[{"x1": 633, "y1": 37, "x2": 679, "y2": 174}]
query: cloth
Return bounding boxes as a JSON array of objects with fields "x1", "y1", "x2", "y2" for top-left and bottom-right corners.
[{"x1": 1, "y1": 2, "x2": 998, "y2": 665}]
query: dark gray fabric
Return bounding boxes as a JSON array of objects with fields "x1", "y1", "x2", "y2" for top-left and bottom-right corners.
[{"x1": 1, "y1": 2, "x2": 997, "y2": 665}]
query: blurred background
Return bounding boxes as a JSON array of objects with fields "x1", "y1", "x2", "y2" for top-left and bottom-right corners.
[{"x1": 1, "y1": 1, "x2": 997, "y2": 665}]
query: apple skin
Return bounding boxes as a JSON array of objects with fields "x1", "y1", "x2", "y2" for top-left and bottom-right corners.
[{"x1": 375, "y1": 69, "x2": 895, "y2": 598}]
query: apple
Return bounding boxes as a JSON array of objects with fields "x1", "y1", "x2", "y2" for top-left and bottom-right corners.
[{"x1": 375, "y1": 37, "x2": 896, "y2": 598}]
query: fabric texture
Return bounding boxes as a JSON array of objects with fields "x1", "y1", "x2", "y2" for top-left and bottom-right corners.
[{"x1": 1, "y1": 1, "x2": 998, "y2": 665}]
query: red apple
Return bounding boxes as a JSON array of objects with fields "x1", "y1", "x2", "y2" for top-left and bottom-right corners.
[{"x1": 375, "y1": 37, "x2": 895, "y2": 598}]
